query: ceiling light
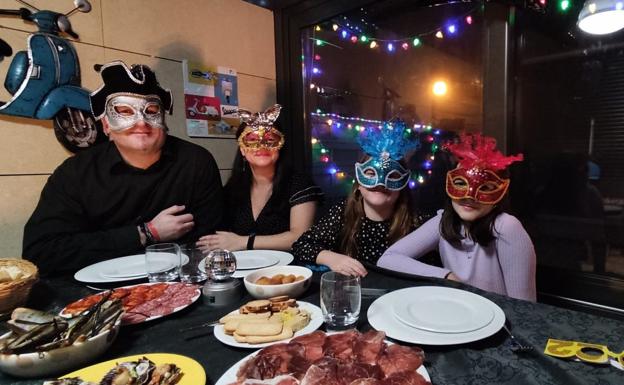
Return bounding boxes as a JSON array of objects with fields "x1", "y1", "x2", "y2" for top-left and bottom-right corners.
[{"x1": 578, "y1": 0, "x2": 624, "y2": 35}]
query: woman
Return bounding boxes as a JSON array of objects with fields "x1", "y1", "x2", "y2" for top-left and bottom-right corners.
[
  {"x1": 197, "y1": 105, "x2": 322, "y2": 252},
  {"x1": 377, "y1": 134, "x2": 536, "y2": 301},
  {"x1": 292, "y1": 121, "x2": 419, "y2": 277}
]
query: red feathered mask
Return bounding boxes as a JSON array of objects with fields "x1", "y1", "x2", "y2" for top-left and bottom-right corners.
[{"x1": 444, "y1": 134, "x2": 523, "y2": 205}]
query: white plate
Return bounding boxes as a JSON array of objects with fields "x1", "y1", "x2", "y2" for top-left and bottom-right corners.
[
  {"x1": 199, "y1": 250, "x2": 294, "y2": 278},
  {"x1": 214, "y1": 301, "x2": 323, "y2": 348},
  {"x1": 392, "y1": 287, "x2": 494, "y2": 333},
  {"x1": 236, "y1": 253, "x2": 280, "y2": 270},
  {"x1": 74, "y1": 254, "x2": 189, "y2": 283},
  {"x1": 60, "y1": 282, "x2": 201, "y2": 325},
  {"x1": 368, "y1": 286, "x2": 505, "y2": 345},
  {"x1": 215, "y1": 336, "x2": 430, "y2": 385}
]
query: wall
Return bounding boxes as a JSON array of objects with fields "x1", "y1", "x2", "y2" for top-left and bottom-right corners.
[{"x1": 0, "y1": 0, "x2": 276, "y2": 258}]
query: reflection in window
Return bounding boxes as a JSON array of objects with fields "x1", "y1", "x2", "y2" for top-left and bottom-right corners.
[{"x1": 512, "y1": 4, "x2": 624, "y2": 280}]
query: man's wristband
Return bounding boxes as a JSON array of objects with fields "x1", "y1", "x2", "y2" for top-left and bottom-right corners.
[
  {"x1": 140, "y1": 222, "x2": 157, "y2": 245},
  {"x1": 247, "y1": 233, "x2": 256, "y2": 250},
  {"x1": 146, "y1": 222, "x2": 161, "y2": 242}
]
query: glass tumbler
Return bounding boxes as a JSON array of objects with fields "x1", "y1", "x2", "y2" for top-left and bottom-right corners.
[{"x1": 320, "y1": 271, "x2": 361, "y2": 331}]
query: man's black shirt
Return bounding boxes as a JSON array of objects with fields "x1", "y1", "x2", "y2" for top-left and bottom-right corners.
[{"x1": 23, "y1": 136, "x2": 223, "y2": 275}]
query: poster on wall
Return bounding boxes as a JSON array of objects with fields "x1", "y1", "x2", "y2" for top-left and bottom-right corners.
[{"x1": 182, "y1": 60, "x2": 239, "y2": 138}]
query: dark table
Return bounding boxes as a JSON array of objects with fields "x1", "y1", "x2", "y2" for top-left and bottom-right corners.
[{"x1": 1, "y1": 269, "x2": 622, "y2": 385}]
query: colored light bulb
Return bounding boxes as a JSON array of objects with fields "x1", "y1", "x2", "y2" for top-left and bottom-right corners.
[{"x1": 559, "y1": 0, "x2": 570, "y2": 11}]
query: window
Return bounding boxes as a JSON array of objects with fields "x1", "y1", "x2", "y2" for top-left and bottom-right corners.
[{"x1": 301, "y1": 1, "x2": 483, "y2": 210}]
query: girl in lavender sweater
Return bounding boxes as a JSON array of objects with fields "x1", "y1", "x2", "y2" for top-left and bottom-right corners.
[{"x1": 378, "y1": 134, "x2": 536, "y2": 301}]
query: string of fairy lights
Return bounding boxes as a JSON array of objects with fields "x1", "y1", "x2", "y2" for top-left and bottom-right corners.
[
  {"x1": 307, "y1": 0, "x2": 573, "y2": 62},
  {"x1": 308, "y1": 0, "x2": 574, "y2": 190}
]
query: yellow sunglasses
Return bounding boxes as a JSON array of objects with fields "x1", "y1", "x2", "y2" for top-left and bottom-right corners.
[{"x1": 545, "y1": 339, "x2": 624, "y2": 369}]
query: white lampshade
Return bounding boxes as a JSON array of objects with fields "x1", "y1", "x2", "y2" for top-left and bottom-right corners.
[{"x1": 578, "y1": 0, "x2": 624, "y2": 35}]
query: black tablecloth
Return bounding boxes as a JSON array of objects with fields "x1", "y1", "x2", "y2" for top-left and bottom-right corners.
[{"x1": 1, "y1": 269, "x2": 622, "y2": 385}]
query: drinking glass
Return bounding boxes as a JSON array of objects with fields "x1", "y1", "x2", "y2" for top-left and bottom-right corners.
[
  {"x1": 179, "y1": 244, "x2": 208, "y2": 283},
  {"x1": 145, "y1": 243, "x2": 181, "y2": 282},
  {"x1": 320, "y1": 271, "x2": 361, "y2": 330}
]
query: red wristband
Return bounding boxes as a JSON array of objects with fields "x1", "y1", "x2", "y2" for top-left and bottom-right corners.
[{"x1": 146, "y1": 222, "x2": 161, "y2": 242}]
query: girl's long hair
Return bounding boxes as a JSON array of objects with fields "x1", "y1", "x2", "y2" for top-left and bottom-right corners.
[{"x1": 338, "y1": 159, "x2": 415, "y2": 258}]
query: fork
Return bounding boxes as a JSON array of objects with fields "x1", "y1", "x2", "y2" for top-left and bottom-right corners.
[
  {"x1": 502, "y1": 324, "x2": 533, "y2": 353},
  {"x1": 179, "y1": 320, "x2": 221, "y2": 333}
]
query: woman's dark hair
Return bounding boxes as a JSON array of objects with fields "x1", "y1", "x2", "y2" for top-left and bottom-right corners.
[
  {"x1": 439, "y1": 170, "x2": 510, "y2": 247},
  {"x1": 224, "y1": 122, "x2": 292, "y2": 219}
]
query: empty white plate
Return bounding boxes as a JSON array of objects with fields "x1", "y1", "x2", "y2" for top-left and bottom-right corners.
[
  {"x1": 368, "y1": 286, "x2": 505, "y2": 345},
  {"x1": 392, "y1": 287, "x2": 494, "y2": 333},
  {"x1": 75, "y1": 254, "x2": 189, "y2": 283},
  {"x1": 236, "y1": 253, "x2": 280, "y2": 270}
]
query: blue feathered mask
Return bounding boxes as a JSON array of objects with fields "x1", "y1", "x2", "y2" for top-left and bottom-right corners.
[{"x1": 355, "y1": 120, "x2": 420, "y2": 191}]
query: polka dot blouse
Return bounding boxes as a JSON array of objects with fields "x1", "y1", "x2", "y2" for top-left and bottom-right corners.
[{"x1": 292, "y1": 199, "x2": 397, "y2": 265}]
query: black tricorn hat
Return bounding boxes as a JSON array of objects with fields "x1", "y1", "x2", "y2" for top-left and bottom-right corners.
[{"x1": 90, "y1": 61, "x2": 173, "y2": 120}]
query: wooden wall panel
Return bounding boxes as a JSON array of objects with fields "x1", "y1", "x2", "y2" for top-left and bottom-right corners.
[
  {"x1": 0, "y1": 0, "x2": 103, "y2": 45},
  {"x1": 101, "y1": 0, "x2": 275, "y2": 79},
  {"x1": 0, "y1": 175, "x2": 48, "y2": 258}
]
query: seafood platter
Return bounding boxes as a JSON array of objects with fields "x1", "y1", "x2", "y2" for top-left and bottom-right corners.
[
  {"x1": 0, "y1": 294, "x2": 123, "y2": 377},
  {"x1": 43, "y1": 355, "x2": 191, "y2": 385}
]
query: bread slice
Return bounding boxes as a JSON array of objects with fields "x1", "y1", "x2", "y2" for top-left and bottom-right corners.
[
  {"x1": 243, "y1": 299, "x2": 271, "y2": 313},
  {"x1": 268, "y1": 295, "x2": 289, "y2": 303}
]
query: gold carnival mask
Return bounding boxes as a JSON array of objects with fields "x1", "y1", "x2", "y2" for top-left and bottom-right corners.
[
  {"x1": 237, "y1": 104, "x2": 285, "y2": 150},
  {"x1": 544, "y1": 339, "x2": 624, "y2": 370}
]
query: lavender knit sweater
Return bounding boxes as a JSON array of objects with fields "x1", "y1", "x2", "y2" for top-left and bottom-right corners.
[{"x1": 377, "y1": 210, "x2": 536, "y2": 301}]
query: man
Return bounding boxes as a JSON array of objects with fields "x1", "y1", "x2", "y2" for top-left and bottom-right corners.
[{"x1": 23, "y1": 61, "x2": 223, "y2": 275}]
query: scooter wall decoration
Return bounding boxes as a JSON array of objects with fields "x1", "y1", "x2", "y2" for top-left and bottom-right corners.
[{"x1": 0, "y1": 0, "x2": 104, "y2": 153}]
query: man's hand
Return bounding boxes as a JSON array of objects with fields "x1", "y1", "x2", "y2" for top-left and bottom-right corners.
[
  {"x1": 446, "y1": 272, "x2": 461, "y2": 282},
  {"x1": 196, "y1": 231, "x2": 246, "y2": 252},
  {"x1": 325, "y1": 254, "x2": 368, "y2": 277},
  {"x1": 149, "y1": 205, "x2": 194, "y2": 241}
]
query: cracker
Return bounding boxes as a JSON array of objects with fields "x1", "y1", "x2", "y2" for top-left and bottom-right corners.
[
  {"x1": 236, "y1": 321, "x2": 283, "y2": 336},
  {"x1": 243, "y1": 326, "x2": 294, "y2": 344}
]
